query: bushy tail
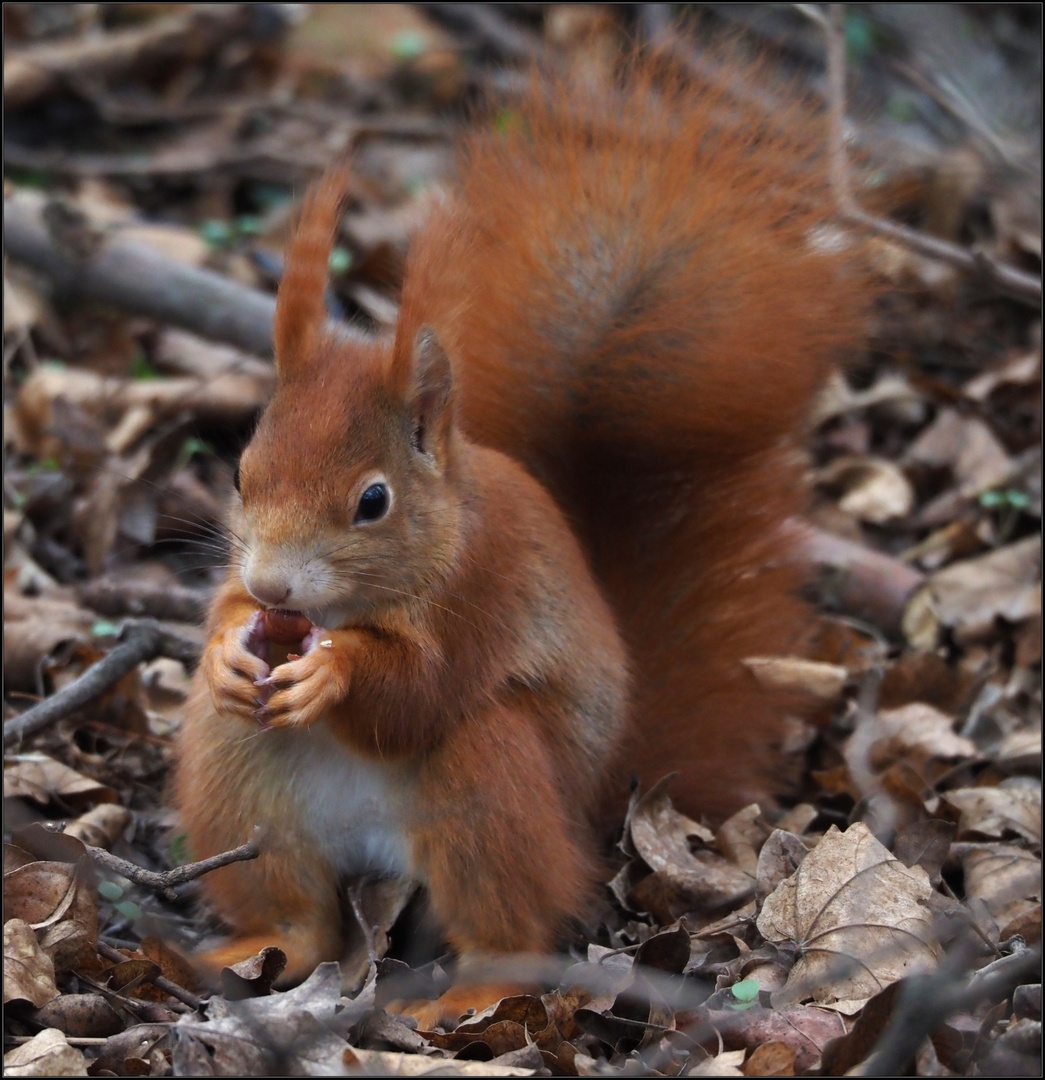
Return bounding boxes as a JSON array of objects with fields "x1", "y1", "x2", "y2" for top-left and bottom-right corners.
[{"x1": 402, "y1": 48, "x2": 868, "y2": 820}]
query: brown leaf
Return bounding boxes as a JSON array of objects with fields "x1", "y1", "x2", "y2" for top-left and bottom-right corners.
[
  {"x1": 757, "y1": 823, "x2": 941, "y2": 1009},
  {"x1": 819, "y1": 980, "x2": 903, "y2": 1075},
  {"x1": 4, "y1": 755, "x2": 118, "y2": 812},
  {"x1": 3, "y1": 919, "x2": 59, "y2": 1007},
  {"x1": 30, "y1": 992, "x2": 124, "y2": 1038},
  {"x1": 742, "y1": 657, "x2": 848, "y2": 702},
  {"x1": 3, "y1": 860, "x2": 99, "y2": 938},
  {"x1": 904, "y1": 537, "x2": 1041, "y2": 649},
  {"x1": 742, "y1": 1040, "x2": 796, "y2": 1076},
  {"x1": 959, "y1": 844, "x2": 1042, "y2": 928},
  {"x1": 2, "y1": 1028, "x2": 88, "y2": 1077},
  {"x1": 868, "y1": 703, "x2": 978, "y2": 770},
  {"x1": 819, "y1": 456, "x2": 915, "y2": 524},
  {"x1": 944, "y1": 785, "x2": 1041, "y2": 843},
  {"x1": 892, "y1": 819, "x2": 956, "y2": 886},
  {"x1": 755, "y1": 830, "x2": 809, "y2": 906},
  {"x1": 701, "y1": 1004, "x2": 848, "y2": 1074}
]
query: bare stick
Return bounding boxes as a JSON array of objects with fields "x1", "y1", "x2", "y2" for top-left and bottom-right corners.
[
  {"x1": 421, "y1": 4, "x2": 544, "y2": 62},
  {"x1": 78, "y1": 578, "x2": 209, "y2": 624},
  {"x1": 816, "y1": 3, "x2": 1040, "y2": 308},
  {"x1": 4, "y1": 189, "x2": 370, "y2": 354},
  {"x1": 96, "y1": 940, "x2": 202, "y2": 1011},
  {"x1": 4, "y1": 6, "x2": 249, "y2": 110},
  {"x1": 4, "y1": 189, "x2": 277, "y2": 356},
  {"x1": 3, "y1": 620, "x2": 201, "y2": 749},
  {"x1": 786, "y1": 520, "x2": 925, "y2": 637},
  {"x1": 854, "y1": 942, "x2": 1040, "y2": 1076},
  {"x1": 86, "y1": 834, "x2": 260, "y2": 904}
]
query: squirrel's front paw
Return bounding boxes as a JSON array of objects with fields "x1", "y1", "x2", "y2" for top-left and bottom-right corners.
[
  {"x1": 203, "y1": 612, "x2": 270, "y2": 722},
  {"x1": 258, "y1": 630, "x2": 353, "y2": 729}
]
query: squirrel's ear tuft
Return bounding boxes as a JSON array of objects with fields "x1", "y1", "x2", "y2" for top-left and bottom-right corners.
[
  {"x1": 273, "y1": 166, "x2": 350, "y2": 379},
  {"x1": 406, "y1": 327, "x2": 454, "y2": 458}
]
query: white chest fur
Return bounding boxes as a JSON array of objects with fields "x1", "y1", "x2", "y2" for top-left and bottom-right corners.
[{"x1": 278, "y1": 724, "x2": 414, "y2": 879}]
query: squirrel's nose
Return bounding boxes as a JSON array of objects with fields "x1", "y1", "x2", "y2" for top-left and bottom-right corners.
[{"x1": 245, "y1": 573, "x2": 291, "y2": 608}]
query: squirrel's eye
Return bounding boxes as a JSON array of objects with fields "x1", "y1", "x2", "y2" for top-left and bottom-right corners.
[{"x1": 355, "y1": 483, "x2": 389, "y2": 523}]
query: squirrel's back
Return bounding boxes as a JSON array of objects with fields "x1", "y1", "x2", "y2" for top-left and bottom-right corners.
[{"x1": 399, "y1": 51, "x2": 867, "y2": 821}]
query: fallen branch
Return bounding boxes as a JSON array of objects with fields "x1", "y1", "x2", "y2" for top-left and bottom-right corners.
[
  {"x1": 4, "y1": 188, "x2": 370, "y2": 355},
  {"x1": 86, "y1": 834, "x2": 260, "y2": 904},
  {"x1": 4, "y1": 6, "x2": 250, "y2": 110},
  {"x1": 787, "y1": 521, "x2": 925, "y2": 638},
  {"x1": 4, "y1": 189, "x2": 277, "y2": 356},
  {"x1": 816, "y1": 3, "x2": 1040, "y2": 308},
  {"x1": 96, "y1": 940, "x2": 202, "y2": 1011},
  {"x1": 3, "y1": 620, "x2": 201, "y2": 750},
  {"x1": 853, "y1": 941, "x2": 1041, "y2": 1076}
]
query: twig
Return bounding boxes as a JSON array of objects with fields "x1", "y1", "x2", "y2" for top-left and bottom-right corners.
[
  {"x1": 4, "y1": 6, "x2": 250, "y2": 110},
  {"x1": 3, "y1": 620, "x2": 201, "y2": 749},
  {"x1": 4, "y1": 188, "x2": 370, "y2": 355},
  {"x1": 96, "y1": 940, "x2": 203, "y2": 1011},
  {"x1": 87, "y1": 834, "x2": 260, "y2": 904},
  {"x1": 852, "y1": 942, "x2": 1041, "y2": 1076},
  {"x1": 420, "y1": 3, "x2": 545, "y2": 62},
  {"x1": 816, "y1": 3, "x2": 1041, "y2": 308},
  {"x1": 78, "y1": 578, "x2": 210, "y2": 624},
  {"x1": 786, "y1": 520, "x2": 925, "y2": 637},
  {"x1": 4, "y1": 189, "x2": 278, "y2": 357}
]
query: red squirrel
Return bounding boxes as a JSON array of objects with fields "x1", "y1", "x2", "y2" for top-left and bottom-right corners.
[{"x1": 174, "y1": 51, "x2": 865, "y2": 1025}]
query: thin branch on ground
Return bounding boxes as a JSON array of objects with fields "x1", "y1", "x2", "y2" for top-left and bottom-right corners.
[
  {"x1": 96, "y1": 940, "x2": 203, "y2": 1011},
  {"x1": 86, "y1": 834, "x2": 260, "y2": 904},
  {"x1": 853, "y1": 941, "x2": 1041, "y2": 1076},
  {"x1": 3, "y1": 6, "x2": 249, "y2": 110},
  {"x1": 813, "y1": 3, "x2": 1040, "y2": 308},
  {"x1": 3, "y1": 620, "x2": 201, "y2": 750}
]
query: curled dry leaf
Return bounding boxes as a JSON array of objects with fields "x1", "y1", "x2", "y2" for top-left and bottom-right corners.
[
  {"x1": 2, "y1": 1028, "x2": 88, "y2": 1077},
  {"x1": 756, "y1": 822, "x2": 941, "y2": 1010},
  {"x1": 904, "y1": 407, "x2": 1014, "y2": 496},
  {"x1": 4, "y1": 755, "x2": 118, "y2": 811},
  {"x1": 944, "y1": 785, "x2": 1042, "y2": 843},
  {"x1": 62, "y1": 803, "x2": 132, "y2": 848},
  {"x1": 3, "y1": 918, "x2": 59, "y2": 1008},
  {"x1": 742, "y1": 657, "x2": 848, "y2": 702},
  {"x1": 3, "y1": 861, "x2": 99, "y2": 952},
  {"x1": 868, "y1": 703, "x2": 978, "y2": 769},
  {"x1": 343, "y1": 1048, "x2": 537, "y2": 1075},
  {"x1": 819, "y1": 456, "x2": 915, "y2": 524},
  {"x1": 903, "y1": 536, "x2": 1042, "y2": 649},
  {"x1": 617, "y1": 778, "x2": 755, "y2": 920}
]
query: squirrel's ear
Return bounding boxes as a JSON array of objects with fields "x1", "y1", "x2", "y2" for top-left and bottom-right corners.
[
  {"x1": 404, "y1": 327, "x2": 454, "y2": 458},
  {"x1": 273, "y1": 168, "x2": 349, "y2": 380}
]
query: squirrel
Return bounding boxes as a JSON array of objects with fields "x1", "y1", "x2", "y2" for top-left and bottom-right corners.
[{"x1": 174, "y1": 49, "x2": 865, "y2": 1026}]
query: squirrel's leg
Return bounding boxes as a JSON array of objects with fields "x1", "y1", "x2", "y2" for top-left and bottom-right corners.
[
  {"x1": 394, "y1": 698, "x2": 594, "y2": 1028},
  {"x1": 192, "y1": 844, "x2": 343, "y2": 986},
  {"x1": 176, "y1": 688, "x2": 344, "y2": 986}
]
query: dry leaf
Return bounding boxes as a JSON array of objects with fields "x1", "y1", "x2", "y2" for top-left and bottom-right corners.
[
  {"x1": 4, "y1": 756, "x2": 118, "y2": 811},
  {"x1": 688, "y1": 1048, "x2": 748, "y2": 1076},
  {"x1": 958, "y1": 844, "x2": 1041, "y2": 931},
  {"x1": 870, "y1": 703, "x2": 978, "y2": 767},
  {"x1": 3, "y1": 919, "x2": 59, "y2": 1008},
  {"x1": 905, "y1": 408, "x2": 1013, "y2": 496},
  {"x1": 3, "y1": 1028, "x2": 87, "y2": 1077},
  {"x1": 742, "y1": 658, "x2": 847, "y2": 701},
  {"x1": 944, "y1": 786, "x2": 1041, "y2": 843},
  {"x1": 757, "y1": 823, "x2": 940, "y2": 1009},
  {"x1": 820, "y1": 457, "x2": 915, "y2": 524},
  {"x1": 903, "y1": 537, "x2": 1041, "y2": 649},
  {"x1": 344, "y1": 1048, "x2": 536, "y2": 1075}
]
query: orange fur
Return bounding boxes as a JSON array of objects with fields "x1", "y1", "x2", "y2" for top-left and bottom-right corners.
[{"x1": 174, "y1": 47, "x2": 867, "y2": 1022}]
